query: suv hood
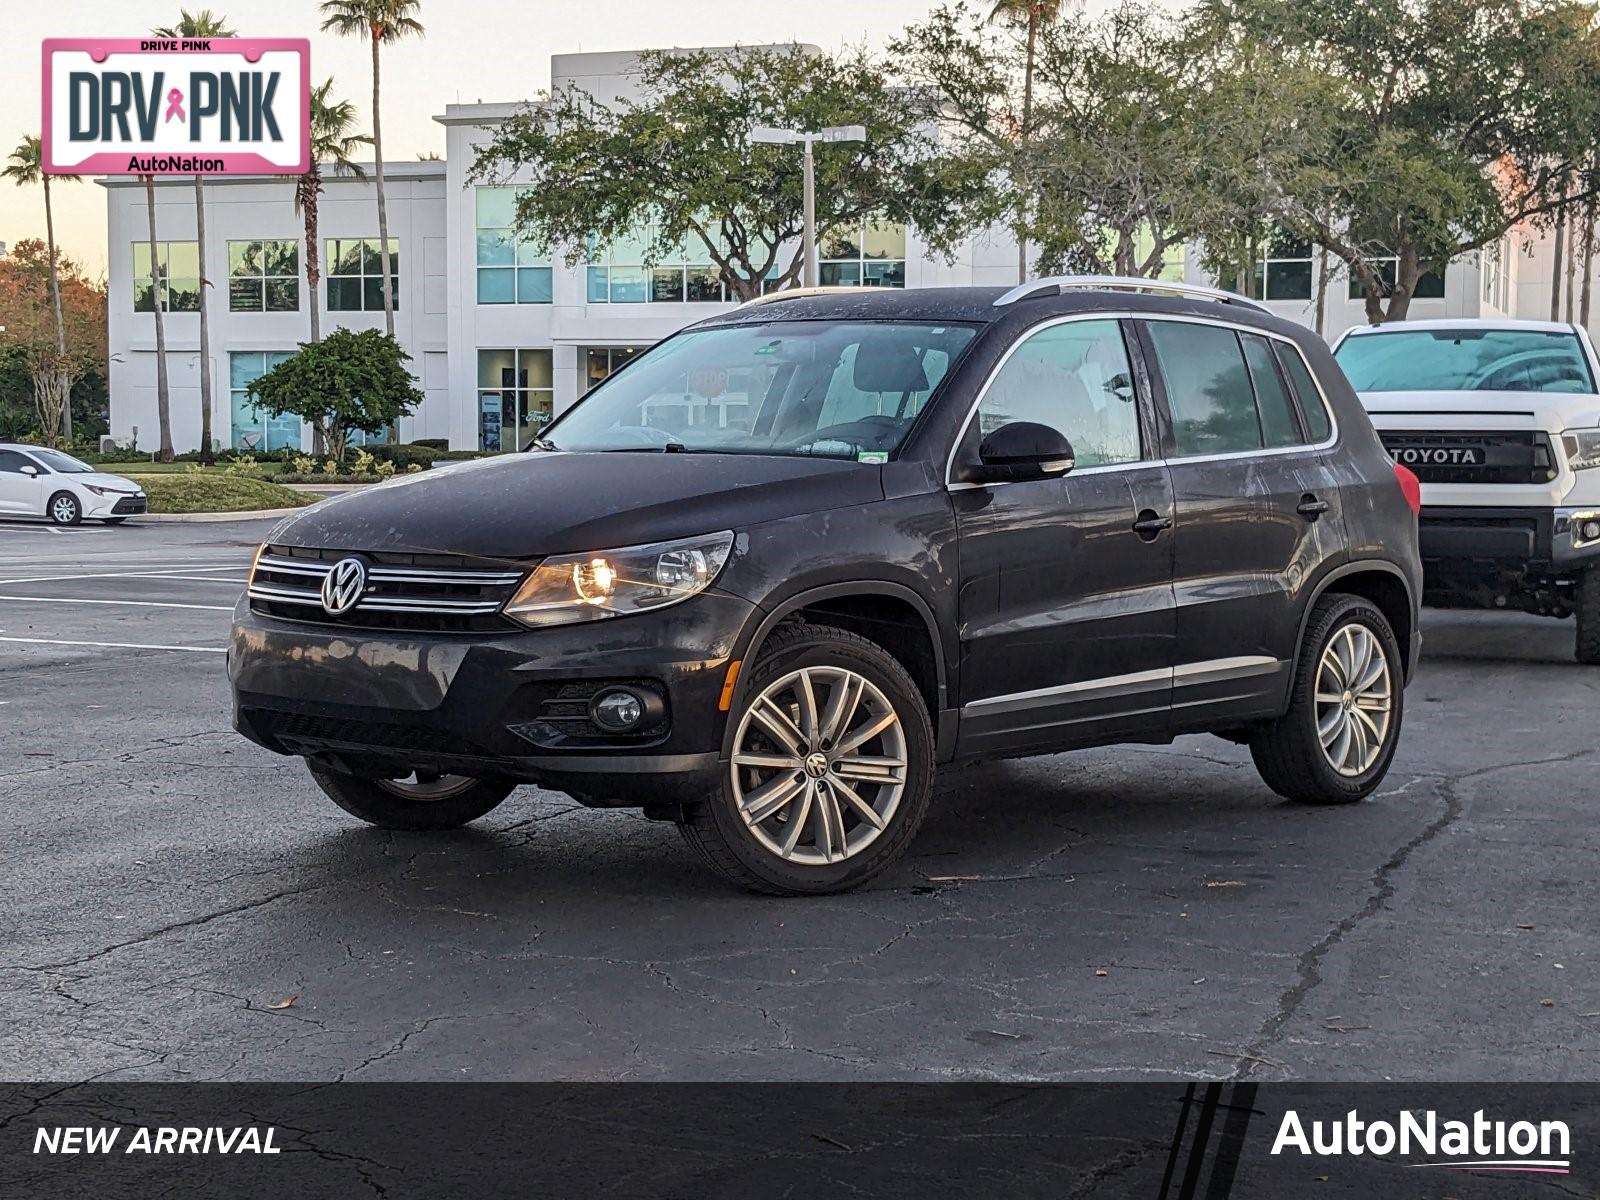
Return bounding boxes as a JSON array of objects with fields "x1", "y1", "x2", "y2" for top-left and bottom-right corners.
[
  {"x1": 1357, "y1": 389, "x2": 1600, "y2": 432},
  {"x1": 270, "y1": 450, "x2": 886, "y2": 560}
]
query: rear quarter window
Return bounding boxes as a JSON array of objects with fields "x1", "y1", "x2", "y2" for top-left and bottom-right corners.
[{"x1": 1275, "y1": 344, "x2": 1334, "y2": 442}]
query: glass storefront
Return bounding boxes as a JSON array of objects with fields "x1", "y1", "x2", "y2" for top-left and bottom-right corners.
[
  {"x1": 584, "y1": 346, "x2": 645, "y2": 394},
  {"x1": 229, "y1": 351, "x2": 301, "y2": 452},
  {"x1": 478, "y1": 348, "x2": 554, "y2": 451}
]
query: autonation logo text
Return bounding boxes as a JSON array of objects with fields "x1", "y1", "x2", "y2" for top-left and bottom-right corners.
[{"x1": 1272, "y1": 1109, "x2": 1571, "y2": 1175}]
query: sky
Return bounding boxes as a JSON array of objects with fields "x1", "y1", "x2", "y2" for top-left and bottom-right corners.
[{"x1": 0, "y1": 0, "x2": 973, "y2": 276}]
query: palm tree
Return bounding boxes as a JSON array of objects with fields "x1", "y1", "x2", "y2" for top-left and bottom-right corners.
[
  {"x1": 320, "y1": 0, "x2": 424, "y2": 340},
  {"x1": 3, "y1": 136, "x2": 81, "y2": 444},
  {"x1": 143, "y1": 173, "x2": 175, "y2": 461},
  {"x1": 295, "y1": 80, "x2": 367, "y2": 345},
  {"x1": 988, "y1": 0, "x2": 1066, "y2": 283},
  {"x1": 152, "y1": 9, "x2": 236, "y2": 463}
]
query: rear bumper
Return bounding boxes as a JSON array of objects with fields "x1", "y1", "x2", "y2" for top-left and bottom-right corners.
[
  {"x1": 1418, "y1": 506, "x2": 1600, "y2": 570},
  {"x1": 228, "y1": 590, "x2": 758, "y2": 806}
]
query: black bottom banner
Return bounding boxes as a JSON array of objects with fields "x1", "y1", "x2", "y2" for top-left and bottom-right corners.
[{"x1": 2, "y1": 1082, "x2": 1591, "y2": 1197}]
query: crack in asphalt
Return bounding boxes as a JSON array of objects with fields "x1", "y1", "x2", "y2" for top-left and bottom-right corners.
[{"x1": 1230, "y1": 747, "x2": 1600, "y2": 1079}]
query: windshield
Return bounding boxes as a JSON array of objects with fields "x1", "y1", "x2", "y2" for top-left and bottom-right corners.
[
  {"x1": 1335, "y1": 328, "x2": 1596, "y2": 394},
  {"x1": 29, "y1": 449, "x2": 94, "y2": 473},
  {"x1": 541, "y1": 320, "x2": 977, "y2": 459}
]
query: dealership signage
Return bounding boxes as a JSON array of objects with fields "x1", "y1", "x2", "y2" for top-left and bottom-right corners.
[{"x1": 42, "y1": 38, "x2": 309, "y2": 175}]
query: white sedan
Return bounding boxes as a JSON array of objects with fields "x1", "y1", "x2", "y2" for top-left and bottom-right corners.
[{"x1": 0, "y1": 443, "x2": 148, "y2": 525}]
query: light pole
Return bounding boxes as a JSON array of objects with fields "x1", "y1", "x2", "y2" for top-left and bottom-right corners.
[{"x1": 748, "y1": 124, "x2": 867, "y2": 288}]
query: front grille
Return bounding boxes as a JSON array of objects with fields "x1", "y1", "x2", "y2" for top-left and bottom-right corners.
[
  {"x1": 1380, "y1": 430, "x2": 1558, "y2": 485},
  {"x1": 112, "y1": 496, "x2": 148, "y2": 514},
  {"x1": 248, "y1": 544, "x2": 527, "y2": 633}
]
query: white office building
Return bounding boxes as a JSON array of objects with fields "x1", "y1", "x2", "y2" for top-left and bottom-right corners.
[{"x1": 102, "y1": 47, "x2": 1590, "y2": 455}]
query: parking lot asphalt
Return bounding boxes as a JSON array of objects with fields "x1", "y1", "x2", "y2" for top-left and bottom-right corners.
[{"x1": 1, "y1": 513, "x2": 1597, "y2": 1083}]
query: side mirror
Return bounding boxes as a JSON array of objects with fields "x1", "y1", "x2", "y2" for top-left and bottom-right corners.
[
  {"x1": 19, "y1": 465, "x2": 40, "y2": 477},
  {"x1": 966, "y1": 421, "x2": 1075, "y2": 484}
]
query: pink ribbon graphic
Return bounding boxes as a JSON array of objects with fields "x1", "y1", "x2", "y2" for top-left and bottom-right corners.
[{"x1": 164, "y1": 88, "x2": 185, "y2": 123}]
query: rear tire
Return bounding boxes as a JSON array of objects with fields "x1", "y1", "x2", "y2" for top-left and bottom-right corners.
[
  {"x1": 48, "y1": 491, "x2": 82, "y2": 526},
  {"x1": 1577, "y1": 568, "x2": 1600, "y2": 665},
  {"x1": 677, "y1": 622, "x2": 935, "y2": 896},
  {"x1": 307, "y1": 765, "x2": 514, "y2": 831},
  {"x1": 1250, "y1": 594, "x2": 1403, "y2": 805}
]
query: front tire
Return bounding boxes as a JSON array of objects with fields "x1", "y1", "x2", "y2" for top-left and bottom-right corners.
[
  {"x1": 1577, "y1": 567, "x2": 1600, "y2": 665},
  {"x1": 678, "y1": 623, "x2": 936, "y2": 895},
  {"x1": 308, "y1": 765, "x2": 514, "y2": 831},
  {"x1": 1250, "y1": 594, "x2": 1403, "y2": 805},
  {"x1": 48, "y1": 491, "x2": 82, "y2": 526}
]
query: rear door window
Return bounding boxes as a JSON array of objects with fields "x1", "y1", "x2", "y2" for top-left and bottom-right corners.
[
  {"x1": 1275, "y1": 345, "x2": 1334, "y2": 442},
  {"x1": 1241, "y1": 334, "x2": 1304, "y2": 448},
  {"x1": 1145, "y1": 321, "x2": 1262, "y2": 456}
]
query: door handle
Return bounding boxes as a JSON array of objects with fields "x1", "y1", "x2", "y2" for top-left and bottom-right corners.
[
  {"x1": 1132, "y1": 510, "x2": 1173, "y2": 540},
  {"x1": 1297, "y1": 495, "x2": 1331, "y2": 521}
]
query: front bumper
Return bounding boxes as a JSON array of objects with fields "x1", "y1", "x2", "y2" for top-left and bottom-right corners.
[
  {"x1": 84, "y1": 492, "x2": 147, "y2": 518},
  {"x1": 1418, "y1": 505, "x2": 1600, "y2": 570},
  {"x1": 229, "y1": 590, "x2": 758, "y2": 806}
]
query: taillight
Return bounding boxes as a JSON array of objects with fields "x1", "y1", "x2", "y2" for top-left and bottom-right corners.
[{"x1": 1393, "y1": 462, "x2": 1422, "y2": 515}]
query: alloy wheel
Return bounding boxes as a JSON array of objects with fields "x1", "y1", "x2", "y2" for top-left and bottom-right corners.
[
  {"x1": 730, "y1": 665, "x2": 907, "y2": 866},
  {"x1": 1313, "y1": 622, "x2": 1393, "y2": 777}
]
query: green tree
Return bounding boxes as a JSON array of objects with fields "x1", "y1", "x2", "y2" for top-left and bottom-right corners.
[
  {"x1": 151, "y1": 9, "x2": 236, "y2": 463},
  {"x1": 3, "y1": 136, "x2": 81, "y2": 442},
  {"x1": 987, "y1": 0, "x2": 1066, "y2": 281},
  {"x1": 470, "y1": 45, "x2": 994, "y2": 302},
  {"x1": 897, "y1": 2, "x2": 1274, "y2": 281},
  {"x1": 1198, "y1": 0, "x2": 1600, "y2": 322},
  {"x1": 320, "y1": 0, "x2": 424, "y2": 339},
  {"x1": 294, "y1": 79, "x2": 367, "y2": 345},
  {"x1": 0, "y1": 240, "x2": 106, "y2": 446},
  {"x1": 244, "y1": 328, "x2": 422, "y2": 462}
]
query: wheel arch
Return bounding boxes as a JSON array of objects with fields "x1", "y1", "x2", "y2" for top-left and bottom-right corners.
[
  {"x1": 728, "y1": 581, "x2": 954, "y2": 760},
  {"x1": 1287, "y1": 561, "x2": 1418, "y2": 702}
]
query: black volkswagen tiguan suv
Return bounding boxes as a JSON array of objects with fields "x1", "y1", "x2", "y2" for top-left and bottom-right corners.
[{"x1": 231, "y1": 279, "x2": 1423, "y2": 895}]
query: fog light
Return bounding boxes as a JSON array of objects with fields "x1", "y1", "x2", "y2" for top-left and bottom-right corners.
[{"x1": 590, "y1": 688, "x2": 646, "y2": 732}]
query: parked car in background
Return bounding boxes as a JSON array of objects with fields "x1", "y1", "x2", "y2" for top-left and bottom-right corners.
[
  {"x1": 231, "y1": 279, "x2": 1422, "y2": 895},
  {"x1": 0, "y1": 444, "x2": 148, "y2": 526},
  {"x1": 1333, "y1": 320, "x2": 1600, "y2": 663}
]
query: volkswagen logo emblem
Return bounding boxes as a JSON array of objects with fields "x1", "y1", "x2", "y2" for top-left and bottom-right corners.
[{"x1": 320, "y1": 557, "x2": 368, "y2": 616}]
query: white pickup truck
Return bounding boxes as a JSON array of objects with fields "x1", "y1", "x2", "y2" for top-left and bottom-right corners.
[{"x1": 1332, "y1": 319, "x2": 1600, "y2": 663}]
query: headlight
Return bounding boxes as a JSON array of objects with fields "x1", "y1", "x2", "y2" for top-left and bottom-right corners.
[
  {"x1": 83, "y1": 484, "x2": 125, "y2": 496},
  {"x1": 504, "y1": 531, "x2": 735, "y2": 628},
  {"x1": 1564, "y1": 429, "x2": 1600, "y2": 471}
]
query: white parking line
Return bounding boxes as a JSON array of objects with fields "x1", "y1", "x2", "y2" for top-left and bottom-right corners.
[
  {"x1": 0, "y1": 576, "x2": 248, "y2": 588},
  {"x1": 0, "y1": 595, "x2": 236, "y2": 611},
  {"x1": 0, "y1": 635, "x2": 226, "y2": 654}
]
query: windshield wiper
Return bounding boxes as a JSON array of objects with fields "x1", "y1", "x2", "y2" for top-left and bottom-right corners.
[{"x1": 528, "y1": 437, "x2": 557, "y2": 452}]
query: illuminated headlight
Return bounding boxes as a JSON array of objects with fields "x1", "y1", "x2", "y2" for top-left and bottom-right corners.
[
  {"x1": 505, "y1": 531, "x2": 734, "y2": 628},
  {"x1": 1562, "y1": 429, "x2": 1600, "y2": 471}
]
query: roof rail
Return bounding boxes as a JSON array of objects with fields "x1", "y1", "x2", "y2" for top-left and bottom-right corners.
[
  {"x1": 992, "y1": 275, "x2": 1271, "y2": 314},
  {"x1": 736, "y1": 286, "x2": 866, "y2": 310}
]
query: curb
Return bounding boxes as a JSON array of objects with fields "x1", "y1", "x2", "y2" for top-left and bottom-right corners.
[{"x1": 134, "y1": 507, "x2": 307, "y2": 523}]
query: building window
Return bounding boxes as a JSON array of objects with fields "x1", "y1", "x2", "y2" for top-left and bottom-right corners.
[
  {"x1": 326, "y1": 238, "x2": 400, "y2": 312},
  {"x1": 584, "y1": 346, "x2": 644, "y2": 394},
  {"x1": 228, "y1": 240, "x2": 300, "y2": 312},
  {"x1": 1482, "y1": 237, "x2": 1511, "y2": 312},
  {"x1": 229, "y1": 351, "x2": 300, "y2": 452},
  {"x1": 132, "y1": 241, "x2": 200, "y2": 312},
  {"x1": 1349, "y1": 254, "x2": 1446, "y2": 301},
  {"x1": 587, "y1": 224, "x2": 727, "y2": 304},
  {"x1": 819, "y1": 219, "x2": 906, "y2": 287},
  {"x1": 475, "y1": 187, "x2": 552, "y2": 304},
  {"x1": 478, "y1": 348, "x2": 553, "y2": 452},
  {"x1": 1248, "y1": 229, "x2": 1313, "y2": 301}
]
